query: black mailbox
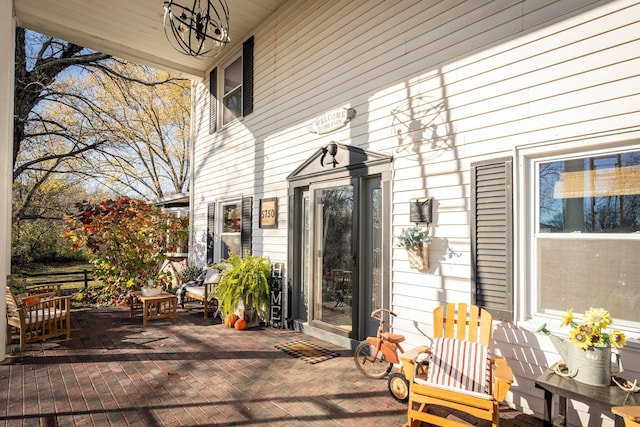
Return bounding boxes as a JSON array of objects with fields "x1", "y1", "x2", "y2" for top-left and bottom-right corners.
[{"x1": 410, "y1": 197, "x2": 433, "y2": 224}]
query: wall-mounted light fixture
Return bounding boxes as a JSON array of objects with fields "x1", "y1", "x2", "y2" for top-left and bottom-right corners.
[
  {"x1": 410, "y1": 197, "x2": 433, "y2": 224},
  {"x1": 163, "y1": 0, "x2": 230, "y2": 57},
  {"x1": 320, "y1": 141, "x2": 339, "y2": 168}
]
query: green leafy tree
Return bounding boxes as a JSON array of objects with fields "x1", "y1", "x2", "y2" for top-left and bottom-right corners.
[{"x1": 63, "y1": 197, "x2": 187, "y2": 303}]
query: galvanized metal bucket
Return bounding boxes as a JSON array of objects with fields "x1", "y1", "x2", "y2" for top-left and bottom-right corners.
[{"x1": 549, "y1": 335, "x2": 622, "y2": 386}]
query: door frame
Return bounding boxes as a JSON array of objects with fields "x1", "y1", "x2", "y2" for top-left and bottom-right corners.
[{"x1": 286, "y1": 143, "x2": 393, "y2": 343}]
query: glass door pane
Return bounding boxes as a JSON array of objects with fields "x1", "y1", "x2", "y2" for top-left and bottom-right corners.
[
  {"x1": 313, "y1": 184, "x2": 353, "y2": 332},
  {"x1": 364, "y1": 177, "x2": 383, "y2": 338},
  {"x1": 298, "y1": 191, "x2": 310, "y2": 321}
]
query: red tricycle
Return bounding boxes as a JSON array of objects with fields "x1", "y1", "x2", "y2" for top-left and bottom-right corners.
[{"x1": 353, "y1": 308, "x2": 427, "y2": 402}]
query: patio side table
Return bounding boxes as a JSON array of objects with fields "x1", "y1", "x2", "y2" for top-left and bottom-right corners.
[
  {"x1": 535, "y1": 368, "x2": 640, "y2": 427},
  {"x1": 130, "y1": 291, "x2": 177, "y2": 326}
]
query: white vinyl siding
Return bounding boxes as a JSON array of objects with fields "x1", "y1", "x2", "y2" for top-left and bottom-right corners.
[{"x1": 190, "y1": 1, "x2": 640, "y2": 424}]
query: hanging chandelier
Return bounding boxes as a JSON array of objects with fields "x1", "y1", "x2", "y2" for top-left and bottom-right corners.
[{"x1": 163, "y1": 0, "x2": 230, "y2": 57}]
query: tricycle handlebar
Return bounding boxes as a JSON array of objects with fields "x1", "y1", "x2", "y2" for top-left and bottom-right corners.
[{"x1": 371, "y1": 308, "x2": 397, "y2": 321}]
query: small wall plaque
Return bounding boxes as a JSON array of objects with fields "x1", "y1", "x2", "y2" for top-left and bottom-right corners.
[{"x1": 259, "y1": 197, "x2": 278, "y2": 229}]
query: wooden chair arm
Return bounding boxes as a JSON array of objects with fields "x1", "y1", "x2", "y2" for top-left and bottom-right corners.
[
  {"x1": 24, "y1": 292, "x2": 56, "y2": 301},
  {"x1": 25, "y1": 294, "x2": 70, "y2": 307},
  {"x1": 400, "y1": 346, "x2": 430, "y2": 383},
  {"x1": 612, "y1": 406, "x2": 640, "y2": 426},
  {"x1": 492, "y1": 356, "x2": 514, "y2": 402}
]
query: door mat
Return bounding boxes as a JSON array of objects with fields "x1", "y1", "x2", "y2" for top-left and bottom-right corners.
[{"x1": 274, "y1": 340, "x2": 339, "y2": 364}]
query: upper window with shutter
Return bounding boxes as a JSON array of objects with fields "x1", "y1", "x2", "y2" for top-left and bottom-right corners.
[
  {"x1": 223, "y1": 56, "x2": 242, "y2": 125},
  {"x1": 208, "y1": 36, "x2": 254, "y2": 131},
  {"x1": 470, "y1": 157, "x2": 513, "y2": 321}
]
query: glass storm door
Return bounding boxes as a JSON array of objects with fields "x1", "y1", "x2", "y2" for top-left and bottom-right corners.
[{"x1": 312, "y1": 181, "x2": 354, "y2": 334}]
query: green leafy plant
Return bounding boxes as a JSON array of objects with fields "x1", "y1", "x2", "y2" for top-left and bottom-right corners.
[
  {"x1": 396, "y1": 226, "x2": 431, "y2": 250},
  {"x1": 7, "y1": 274, "x2": 28, "y2": 295},
  {"x1": 180, "y1": 265, "x2": 204, "y2": 282},
  {"x1": 211, "y1": 251, "x2": 271, "y2": 318}
]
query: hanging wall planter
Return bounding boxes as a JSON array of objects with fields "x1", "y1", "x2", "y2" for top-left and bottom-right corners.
[
  {"x1": 397, "y1": 226, "x2": 432, "y2": 272},
  {"x1": 407, "y1": 246, "x2": 429, "y2": 272}
]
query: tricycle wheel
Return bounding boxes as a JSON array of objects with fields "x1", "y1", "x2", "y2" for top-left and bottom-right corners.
[
  {"x1": 353, "y1": 341, "x2": 393, "y2": 379},
  {"x1": 388, "y1": 372, "x2": 410, "y2": 403}
]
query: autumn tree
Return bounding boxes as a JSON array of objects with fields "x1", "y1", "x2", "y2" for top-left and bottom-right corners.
[
  {"x1": 12, "y1": 28, "x2": 190, "y2": 267},
  {"x1": 63, "y1": 197, "x2": 188, "y2": 303}
]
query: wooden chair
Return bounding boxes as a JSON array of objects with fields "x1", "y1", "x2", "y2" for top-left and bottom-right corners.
[
  {"x1": 180, "y1": 269, "x2": 221, "y2": 318},
  {"x1": 612, "y1": 407, "x2": 640, "y2": 427},
  {"x1": 400, "y1": 303, "x2": 514, "y2": 427},
  {"x1": 5, "y1": 286, "x2": 72, "y2": 352},
  {"x1": 27, "y1": 283, "x2": 62, "y2": 297}
]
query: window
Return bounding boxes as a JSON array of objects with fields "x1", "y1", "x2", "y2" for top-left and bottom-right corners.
[
  {"x1": 166, "y1": 207, "x2": 189, "y2": 256},
  {"x1": 223, "y1": 57, "x2": 242, "y2": 125},
  {"x1": 220, "y1": 200, "x2": 242, "y2": 258},
  {"x1": 215, "y1": 197, "x2": 253, "y2": 261},
  {"x1": 209, "y1": 36, "x2": 254, "y2": 132},
  {"x1": 532, "y1": 149, "x2": 640, "y2": 327}
]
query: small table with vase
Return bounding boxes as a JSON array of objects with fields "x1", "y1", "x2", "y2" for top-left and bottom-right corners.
[{"x1": 130, "y1": 288, "x2": 177, "y2": 325}]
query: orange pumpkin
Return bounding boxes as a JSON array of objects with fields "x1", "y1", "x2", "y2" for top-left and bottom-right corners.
[
  {"x1": 224, "y1": 314, "x2": 237, "y2": 328},
  {"x1": 234, "y1": 319, "x2": 247, "y2": 330}
]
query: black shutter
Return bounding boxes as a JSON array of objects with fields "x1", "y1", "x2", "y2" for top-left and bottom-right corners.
[
  {"x1": 242, "y1": 36, "x2": 254, "y2": 116},
  {"x1": 209, "y1": 68, "x2": 217, "y2": 134},
  {"x1": 241, "y1": 196, "x2": 253, "y2": 256},
  {"x1": 471, "y1": 157, "x2": 513, "y2": 321},
  {"x1": 206, "y1": 202, "x2": 216, "y2": 265}
]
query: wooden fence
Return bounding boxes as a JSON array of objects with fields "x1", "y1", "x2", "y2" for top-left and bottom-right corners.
[{"x1": 19, "y1": 269, "x2": 97, "y2": 290}]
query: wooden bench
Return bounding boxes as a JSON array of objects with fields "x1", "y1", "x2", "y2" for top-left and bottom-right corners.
[
  {"x1": 5, "y1": 286, "x2": 72, "y2": 352},
  {"x1": 181, "y1": 269, "x2": 221, "y2": 318}
]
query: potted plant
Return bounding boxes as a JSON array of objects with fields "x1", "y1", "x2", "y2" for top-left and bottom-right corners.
[
  {"x1": 179, "y1": 265, "x2": 204, "y2": 283},
  {"x1": 396, "y1": 226, "x2": 432, "y2": 272},
  {"x1": 537, "y1": 307, "x2": 626, "y2": 386},
  {"x1": 211, "y1": 251, "x2": 271, "y2": 328}
]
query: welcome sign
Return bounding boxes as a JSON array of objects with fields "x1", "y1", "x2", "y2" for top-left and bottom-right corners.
[{"x1": 308, "y1": 108, "x2": 356, "y2": 134}]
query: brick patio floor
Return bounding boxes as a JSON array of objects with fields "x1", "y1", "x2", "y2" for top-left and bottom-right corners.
[{"x1": 1, "y1": 305, "x2": 545, "y2": 426}]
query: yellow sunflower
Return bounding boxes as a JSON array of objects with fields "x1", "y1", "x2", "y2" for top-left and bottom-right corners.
[
  {"x1": 584, "y1": 307, "x2": 612, "y2": 329},
  {"x1": 560, "y1": 308, "x2": 574, "y2": 327},
  {"x1": 588, "y1": 331, "x2": 603, "y2": 347},
  {"x1": 578, "y1": 324, "x2": 594, "y2": 335},
  {"x1": 569, "y1": 326, "x2": 592, "y2": 350},
  {"x1": 610, "y1": 330, "x2": 627, "y2": 348}
]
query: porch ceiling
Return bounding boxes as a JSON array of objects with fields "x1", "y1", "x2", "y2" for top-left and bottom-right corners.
[{"x1": 13, "y1": 0, "x2": 285, "y2": 80}]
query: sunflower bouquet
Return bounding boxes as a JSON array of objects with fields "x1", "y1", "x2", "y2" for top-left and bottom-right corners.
[{"x1": 538, "y1": 307, "x2": 626, "y2": 350}]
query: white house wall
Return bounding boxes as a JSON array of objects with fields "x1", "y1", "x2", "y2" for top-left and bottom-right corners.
[
  {"x1": 0, "y1": 0, "x2": 16, "y2": 362},
  {"x1": 191, "y1": 1, "x2": 640, "y2": 424}
]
